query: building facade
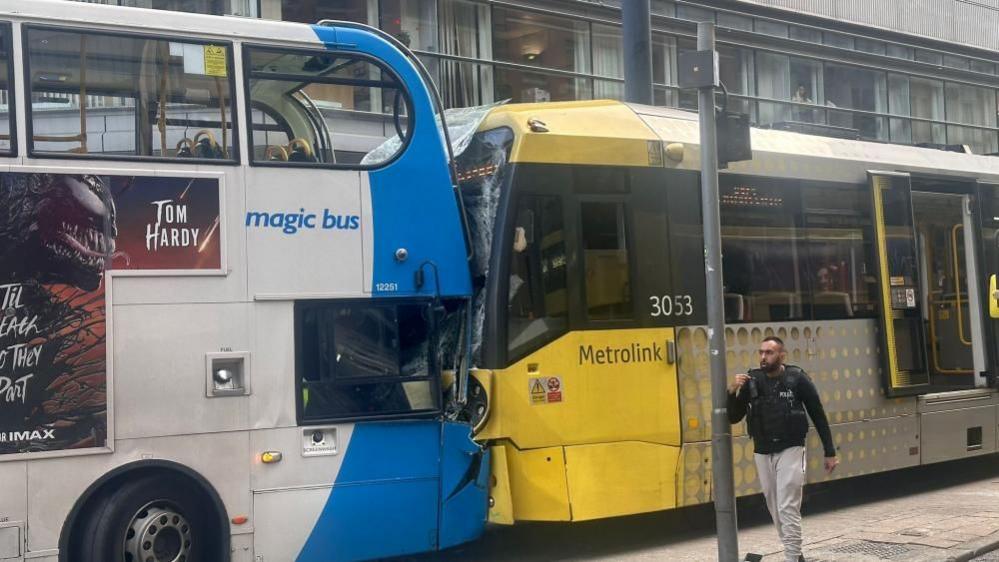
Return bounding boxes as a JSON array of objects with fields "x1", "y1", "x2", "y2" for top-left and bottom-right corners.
[{"x1": 78, "y1": 0, "x2": 999, "y2": 154}]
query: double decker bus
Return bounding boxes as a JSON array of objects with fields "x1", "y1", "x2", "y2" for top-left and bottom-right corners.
[
  {"x1": 0, "y1": 2, "x2": 486, "y2": 561},
  {"x1": 456, "y1": 100, "x2": 999, "y2": 524}
]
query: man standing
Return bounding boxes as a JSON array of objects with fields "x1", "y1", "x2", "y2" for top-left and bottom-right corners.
[{"x1": 728, "y1": 336, "x2": 839, "y2": 562}]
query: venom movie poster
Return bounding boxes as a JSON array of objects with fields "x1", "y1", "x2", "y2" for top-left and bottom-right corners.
[{"x1": 0, "y1": 172, "x2": 220, "y2": 456}]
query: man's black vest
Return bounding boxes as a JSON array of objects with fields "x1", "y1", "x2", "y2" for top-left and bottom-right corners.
[{"x1": 746, "y1": 365, "x2": 810, "y2": 446}]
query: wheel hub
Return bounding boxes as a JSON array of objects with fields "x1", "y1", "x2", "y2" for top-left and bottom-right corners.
[{"x1": 123, "y1": 503, "x2": 193, "y2": 562}]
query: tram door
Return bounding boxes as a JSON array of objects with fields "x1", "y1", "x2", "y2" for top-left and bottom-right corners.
[
  {"x1": 978, "y1": 182, "x2": 999, "y2": 388},
  {"x1": 868, "y1": 171, "x2": 990, "y2": 396}
]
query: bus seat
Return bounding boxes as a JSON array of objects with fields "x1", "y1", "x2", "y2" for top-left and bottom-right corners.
[
  {"x1": 749, "y1": 291, "x2": 801, "y2": 321},
  {"x1": 288, "y1": 138, "x2": 317, "y2": 162},
  {"x1": 813, "y1": 291, "x2": 853, "y2": 319}
]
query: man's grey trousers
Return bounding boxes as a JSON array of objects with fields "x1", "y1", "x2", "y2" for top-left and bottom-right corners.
[{"x1": 755, "y1": 446, "x2": 806, "y2": 562}]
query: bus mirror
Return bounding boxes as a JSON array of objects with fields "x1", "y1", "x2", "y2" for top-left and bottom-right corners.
[{"x1": 990, "y1": 275, "x2": 999, "y2": 319}]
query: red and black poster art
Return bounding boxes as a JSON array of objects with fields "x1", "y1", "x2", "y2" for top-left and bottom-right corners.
[{"x1": 0, "y1": 172, "x2": 221, "y2": 456}]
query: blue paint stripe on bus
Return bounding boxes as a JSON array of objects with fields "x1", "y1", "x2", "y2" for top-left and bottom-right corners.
[
  {"x1": 311, "y1": 24, "x2": 472, "y2": 299},
  {"x1": 296, "y1": 421, "x2": 442, "y2": 562}
]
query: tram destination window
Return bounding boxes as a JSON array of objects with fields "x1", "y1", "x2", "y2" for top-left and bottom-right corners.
[
  {"x1": 245, "y1": 46, "x2": 412, "y2": 167},
  {"x1": 26, "y1": 27, "x2": 236, "y2": 161},
  {"x1": 0, "y1": 24, "x2": 11, "y2": 154},
  {"x1": 296, "y1": 300, "x2": 439, "y2": 422},
  {"x1": 508, "y1": 195, "x2": 569, "y2": 361}
]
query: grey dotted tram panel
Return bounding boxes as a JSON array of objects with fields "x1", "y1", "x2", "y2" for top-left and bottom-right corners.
[
  {"x1": 677, "y1": 319, "x2": 917, "y2": 443},
  {"x1": 675, "y1": 319, "x2": 921, "y2": 505}
]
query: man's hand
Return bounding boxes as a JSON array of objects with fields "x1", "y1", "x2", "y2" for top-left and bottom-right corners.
[
  {"x1": 728, "y1": 373, "x2": 750, "y2": 395},
  {"x1": 824, "y1": 456, "x2": 839, "y2": 474}
]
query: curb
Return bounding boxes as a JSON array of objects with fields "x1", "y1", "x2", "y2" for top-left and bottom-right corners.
[{"x1": 951, "y1": 534, "x2": 999, "y2": 562}]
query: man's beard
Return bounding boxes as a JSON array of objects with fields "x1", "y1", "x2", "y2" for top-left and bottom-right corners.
[{"x1": 761, "y1": 361, "x2": 781, "y2": 373}]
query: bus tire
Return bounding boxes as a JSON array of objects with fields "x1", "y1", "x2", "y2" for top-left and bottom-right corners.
[{"x1": 75, "y1": 472, "x2": 218, "y2": 562}]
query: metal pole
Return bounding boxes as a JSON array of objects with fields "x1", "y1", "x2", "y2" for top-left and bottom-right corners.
[
  {"x1": 697, "y1": 21, "x2": 740, "y2": 562},
  {"x1": 622, "y1": 0, "x2": 652, "y2": 104}
]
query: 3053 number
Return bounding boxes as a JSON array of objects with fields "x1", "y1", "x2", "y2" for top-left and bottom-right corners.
[{"x1": 649, "y1": 294, "x2": 693, "y2": 317}]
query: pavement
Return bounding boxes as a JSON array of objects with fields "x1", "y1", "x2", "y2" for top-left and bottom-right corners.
[
  {"x1": 419, "y1": 455, "x2": 999, "y2": 562},
  {"x1": 740, "y1": 466, "x2": 999, "y2": 562}
]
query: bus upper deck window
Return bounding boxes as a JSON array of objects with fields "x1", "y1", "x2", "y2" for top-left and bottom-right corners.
[
  {"x1": 25, "y1": 27, "x2": 236, "y2": 161},
  {"x1": 0, "y1": 24, "x2": 12, "y2": 154},
  {"x1": 245, "y1": 46, "x2": 412, "y2": 167}
]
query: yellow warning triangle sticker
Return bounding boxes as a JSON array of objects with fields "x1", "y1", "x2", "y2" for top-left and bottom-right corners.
[{"x1": 530, "y1": 379, "x2": 545, "y2": 395}]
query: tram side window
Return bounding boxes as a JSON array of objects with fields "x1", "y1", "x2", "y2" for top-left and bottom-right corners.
[
  {"x1": 246, "y1": 46, "x2": 411, "y2": 167},
  {"x1": 581, "y1": 201, "x2": 633, "y2": 320},
  {"x1": 720, "y1": 176, "x2": 805, "y2": 322},
  {"x1": 25, "y1": 28, "x2": 235, "y2": 160},
  {"x1": 296, "y1": 301, "x2": 439, "y2": 422},
  {"x1": 801, "y1": 182, "x2": 877, "y2": 319},
  {"x1": 0, "y1": 24, "x2": 11, "y2": 154},
  {"x1": 508, "y1": 195, "x2": 569, "y2": 361}
]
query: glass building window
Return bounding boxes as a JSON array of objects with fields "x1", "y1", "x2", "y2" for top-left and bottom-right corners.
[
  {"x1": 756, "y1": 52, "x2": 822, "y2": 126},
  {"x1": 494, "y1": 68, "x2": 591, "y2": 103},
  {"x1": 0, "y1": 24, "x2": 10, "y2": 154},
  {"x1": 717, "y1": 12, "x2": 753, "y2": 31},
  {"x1": 887, "y1": 44, "x2": 914, "y2": 60},
  {"x1": 719, "y1": 44, "x2": 754, "y2": 115},
  {"x1": 381, "y1": 0, "x2": 438, "y2": 53},
  {"x1": 651, "y1": 0, "x2": 676, "y2": 16},
  {"x1": 789, "y1": 25, "x2": 821, "y2": 43},
  {"x1": 887, "y1": 74, "x2": 912, "y2": 143},
  {"x1": 823, "y1": 32, "x2": 854, "y2": 49},
  {"x1": 944, "y1": 54, "x2": 970, "y2": 71},
  {"x1": 581, "y1": 201, "x2": 632, "y2": 321},
  {"x1": 910, "y1": 77, "x2": 946, "y2": 145},
  {"x1": 677, "y1": 5, "x2": 714, "y2": 23},
  {"x1": 593, "y1": 24, "x2": 624, "y2": 100},
  {"x1": 855, "y1": 38, "x2": 886, "y2": 55},
  {"x1": 755, "y1": 19, "x2": 789, "y2": 38},
  {"x1": 915, "y1": 50, "x2": 943, "y2": 65},
  {"x1": 945, "y1": 82, "x2": 996, "y2": 127},
  {"x1": 652, "y1": 31, "x2": 679, "y2": 107},
  {"x1": 492, "y1": 7, "x2": 590, "y2": 74},
  {"x1": 26, "y1": 27, "x2": 236, "y2": 160},
  {"x1": 823, "y1": 63, "x2": 887, "y2": 140},
  {"x1": 970, "y1": 59, "x2": 996, "y2": 75},
  {"x1": 279, "y1": 0, "x2": 371, "y2": 24},
  {"x1": 946, "y1": 82, "x2": 998, "y2": 153},
  {"x1": 438, "y1": 0, "x2": 493, "y2": 108}
]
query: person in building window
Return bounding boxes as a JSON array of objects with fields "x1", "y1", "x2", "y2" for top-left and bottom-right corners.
[
  {"x1": 791, "y1": 85, "x2": 814, "y2": 123},
  {"x1": 791, "y1": 84, "x2": 813, "y2": 104},
  {"x1": 727, "y1": 336, "x2": 839, "y2": 562}
]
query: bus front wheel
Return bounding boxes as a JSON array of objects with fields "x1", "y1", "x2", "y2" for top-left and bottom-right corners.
[{"x1": 76, "y1": 473, "x2": 216, "y2": 562}]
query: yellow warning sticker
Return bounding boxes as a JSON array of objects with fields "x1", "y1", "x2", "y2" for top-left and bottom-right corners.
[
  {"x1": 529, "y1": 376, "x2": 563, "y2": 405},
  {"x1": 204, "y1": 45, "x2": 227, "y2": 77},
  {"x1": 530, "y1": 378, "x2": 546, "y2": 404}
]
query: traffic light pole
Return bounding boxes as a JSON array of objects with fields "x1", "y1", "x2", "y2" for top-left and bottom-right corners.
[
  {"x1": 622, "y1": 0, "x2": 652, "y2": 104},
  {"x1": 697, "y1": 21, "x2": 741, "y2": 562}
]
